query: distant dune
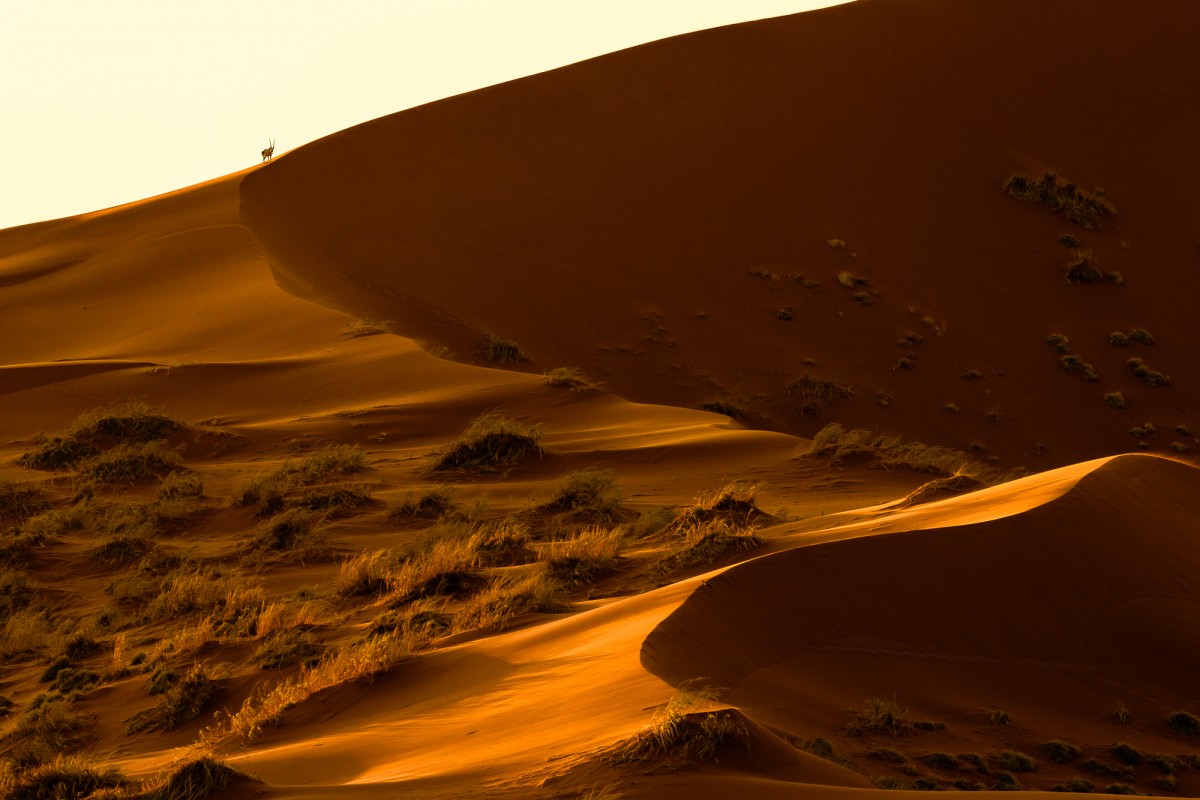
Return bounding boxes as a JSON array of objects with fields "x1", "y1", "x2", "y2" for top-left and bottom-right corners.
[{"x1": 2, "y1": 1, "x2": 1200, "y2": 798}]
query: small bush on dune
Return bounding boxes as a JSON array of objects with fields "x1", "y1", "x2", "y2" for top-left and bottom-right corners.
[
  {"x1": 388, "y1": 537, "x2": 483, "y2": 602},
  {"x1": 249, "y1": 508, "x2": 331, "y2": 557},
  {"x1": 1043, "y1": 740, "x2": 1082, "y2": 763},
  {"x1": 673, "y1": 483, "x2": 764, "y2": 529},
  {"x1": 387, "y1": 486, "x2": 461, "y2": 521},
  {"x1": 613, "y1": 685, "x2": 748, "y2": 763},
  {"x1": 81, "y1": 441, "x2": 182, "y2": 484},
  {"x1": 1063, "y1": 250, "x2": 1103, "y2": 283},
  {"x1": 126, "y1": 662, "x2": 218, "y2": 733},
  {"x1": 142, "y1": 756, "x2": 250, "y2": 800},
  {"x1": 541, "y1": 527, "x2": 623, "y2": 584},
  {"x1": 1002, "y1": 169, "x2": 1114, "y2": 228},
  {"x1": 659, "y1": 520, "x2": 764, "y2": 574},
  {"x1": 633, "y1": 506, "x2": 677, "y2": 538},
  {"x1": 1105, "y1": 392, "x2": 1126, "y2": 410},
  {"x1": 0, "y1": 755, "x2": 125, "y2": 800},
  {"x1": 336, "y1": 548, "x2": 394, "y2": 596},
  {"x1": 294, "y1": 484, "x2": 372, "y2": 514},
  {"x1": 4, "y1": 696, "x2": 94, "y2": 764},
  {"x1": 785, "y1": 372, "x2": 854, "y2": 417},
  {"x1": 0, "y1": 482, "x2": 50, "y2": 522},
  {"x1": 237, "y1": 445, "x2": 366, "y2": 507},
  {"x1": 452, "y1": 572, "x2": 567, "y2": 633},
  {"x1": 1167, "y1": 710, "x2": 1200, "y2": 736},
  {"x1": 1129, "y1": 328, "x2": 1156, "y2": 345},
  {"x1": 250, "y1": 629, "x2": 322, "y2": 670},
  {"x1": 433, "y1": 412, "x2": 545, "y2": 472},
  {"x1": 808, "y1": 423, "x2": 1006, "y2": 485},
  {"x1": 846, "y1": 698, "x2": 916, "y2": 737},
  {"x1": 543, "y1": 367, "x2": 597, "y2": 391},
  {"x1": 480, "y1": 334, "x2": 529, "y2": 364},
  {"x1": 998, "y1": 751, "x2": 1036, "y2": 772},
  {"x1": 157, "y1": 472, "x2": 204, "y2": 500},
  {"x1": 20, "y1": 401, "x2": 182, "y2": 471},
  {"x1": 469, "y1": 521, "x2": 535, "y2": 567},
  {"x1": 541, "y1": 469, "x2": 625, "y2": 523},
  {"x1": 1126, "y1": 357, "x2": 1171, "y2": 387}
]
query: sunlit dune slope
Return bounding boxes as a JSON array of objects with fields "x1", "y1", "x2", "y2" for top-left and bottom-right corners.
[
  {"x1": 644, "y1": 454, "x2": 1200, "y2": 759},
  {"x1": 241, "y1": 0, "x2": 1200, "y2": 469}
]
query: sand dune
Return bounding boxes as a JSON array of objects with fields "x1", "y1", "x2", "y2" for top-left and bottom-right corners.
[{"x1": 3, "y1": 0, "x2": 1200, "y2": 798}]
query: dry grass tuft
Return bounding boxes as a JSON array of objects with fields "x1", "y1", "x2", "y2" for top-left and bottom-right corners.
[
  {"x1": 1002, "y1": 169, "x2": 1114, "y2": 228},
  {"x1": 541, "y1": 469, "x2": 625, "y2": 523},
  {"x1": 452, "y1": 572, "x2": 567, "y2": 633},
  {"x1": 808, "y1": 423, "x2": 1011, "y2": 484},
  {"x1": 209, "y1": 632, "x2": 407, "y2": 743},
  {"x1": 785, "y1": 372, "x2": 854, "y2": 417},
  {"x1": 543, "y1": 367, "x2": 598, "y2": 392},
  {"x1": 433, "y1": 412, "x2": 545, "y2": 471},
  {"x1": 0, "y1": 755, "x2": 125, "y2": 800},
  {"x1": 388, "y1": 537, "x2": 483, "y2": 602},
  {"x1": 386, "y1": 486, "x2": 461, "y2": 521},
  {"x1": 541, "y1": 527, "x2": 623, "y2": 584},
  {"x1": 657, "y1": 519, "x2": 764, "y2": 575},
  {"x1": 343, "y1": 318, "x2": 392, "y2": 337},
  {"x1": 0, "y1": 482, "x2": 51, "y2": 522},
  {"x1": 846, "y1": 698, "x2": 915, "y2": 737},
  {"x1": 141, "y1": 756, "x2": 250, "y2": 800},
  {"x1": 480, "y1": 334, "x2": 529, "y2": 363},
  {"x1": 613, "y1": 685, "x2": 748, "y2": 763},
  {"x1": 19, "y1": 401, "x2": 182, "y2": 471},
  {"x1": 126, "y1": 663, "x2": 217, "y2": 733},
  {"x1": 81, "y1": 441, "x2": 182, "y2": 484},
  {"x1": 336, "y1": 548, "x2": 394, "y2": 596}
]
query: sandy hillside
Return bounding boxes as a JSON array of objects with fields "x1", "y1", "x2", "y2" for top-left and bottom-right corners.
[{"x1": 2, "y1": 0, "x2": 1200, "y2": 799}]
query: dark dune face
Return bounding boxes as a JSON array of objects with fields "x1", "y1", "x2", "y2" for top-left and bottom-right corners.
[{"x1": 243, "y1": 0, "x2": 1200, "y2": 469}]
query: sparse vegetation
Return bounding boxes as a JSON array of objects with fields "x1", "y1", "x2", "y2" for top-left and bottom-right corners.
[
  {"x1": 1126, "y1": 357, "x2": 1170, "y2": 387},
  {"x1": 19, "y1": 401, "x2": 182, "y2": 471},
  {"x1": 433, "y1": 412, "x2": 545, "y2": 471},
  {"x1": 808, "y1": 423, "x2": 1007, "y2": 484},
  {"x1": 142, "y1": 756, "x2": 250, "y2": 800},
  {"x1": 387, "y1": 486, "x2": 461, "y2": 521},
  {"x1": 1043, "y1": 740, "x2": 1082, "y2": 763},
  {"x1": 785, "y1": 372, "x2": 854, "y2": 417},
  {"x1": 1045, "y1": 333, "x2": 1071, "y2": 353},
  {"x1": 480, "y1": 334, "x2": 529, "y2": 363},
  {"x1": 1001, "y1": 169, "x2": 1115, "y2": 228},
  {"x1": 1129, "y1": 328, "x2": 1156, "y2": 345},
  {"x1": 656, "y1": 519, "x2": 763, "y2": 575},
  {"x1": 0, "y1": 755, "x2": 125, "y2": 800},
  {"x1": 612, "y1": 685, "x2": 748, "y2": 763},
  {"x1": 1111, "y1": 742, "x2": 1143, "y2": 765},
  {"x1": 998, "y1": 751, "x2": 1035, "y2": 772},
  {"x1": 1167, "y1": 710, "x2": 1200, "y2": 737},
  {"x1": 541, "y1": 527, "x2": 623, "y2": 584},
  {"x1": 541, "y1": 469, "x2": 624, "y2": 523},
  {"x1": 251, "y1": 630, "x2": 322, "y2": 670},
  {"x1": 1110, "y1": 331, "x2": 1130, "y2": 346},
  {"x1": 1105, "y1": 392, "x2": 1126, "y2": 410},
  {"x1": 543, "y1": 367, "x2": 597, "y2": 391},
  {"x1": 989, "y1": 707, "x2": 1011, "y2": 727},
  {"x1": 343, "y1": 318, "x2": 391, "y2": 337},
  {"x1": 777, "y1": 307, "x2": 794, "y2": 321},
  {"x1": 1063, "y1": 249, "x2": 1103, "y2": 283},
  {"x1": 451, "y1": 572, "x2": 567, "y2": 633},
  {"x1": 126, "y1": 662, "x2": 217, "y2": 732},
  {"x1": 846, "y1": 698, "x2": 917, "y2": 737},
  {"x1": 1060, "y1": 354, "x2": 1099, "y2": 382}
]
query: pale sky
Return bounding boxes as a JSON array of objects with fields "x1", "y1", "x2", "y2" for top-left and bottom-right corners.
[{"x1": 2, "y1": 1, "x2": 848, "y2": 232}]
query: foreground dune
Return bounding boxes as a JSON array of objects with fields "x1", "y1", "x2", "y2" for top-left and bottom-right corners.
[{"x1": 2, "y1": 0, "x2": 1200, "y2": 798}]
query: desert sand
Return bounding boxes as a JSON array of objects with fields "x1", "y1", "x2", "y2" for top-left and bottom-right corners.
[{"x1": 2, "y1": 0, "x2": 1199, "y2": 798}]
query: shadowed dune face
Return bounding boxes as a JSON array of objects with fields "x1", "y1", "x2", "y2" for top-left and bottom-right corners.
[{"x1": 242, "y1": 0, "x2": 1200, "y2": 468}]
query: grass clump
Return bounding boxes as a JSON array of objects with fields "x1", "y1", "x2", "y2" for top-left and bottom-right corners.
[
  {"x1": 541, "y1": 527, "x2": 623, "y2": 584},
  {"x1": 1129, "y1": 328, "x2": 1156, "y2": 345},
  {"x1": 846, "y1": 698, "x2": 917, "y2": 737},
  {"x1": 1167, "y1": 710, "x2": 1200, "y2": 736},
  {"x1": 1111, "y1": 742, "x2": 1143, "y2": 765},
  {"x1": 543, "y1": 367, "x2": 597, "y2": 391},
  {"x1": 989, "y1": 707, "x2": 1012, "y2": 727},
  {"x1": 923, "y1": 752, "x2": 959, "y2": 770},
  {"x1": 1110, "y1": 331, "x2": 1130, "y2": 347},
  {"x1": 480, "y1": 334, "x2": 529, "y2": 363},
  {"x1": 1126, "y1": 357, "x2": 1171, "y2": 387},
  {"x1": 237, "y1": 445, "x2": 366, "y2": 508},
  {"x1": 541, "y1": 469, "x2": 624, "y2": 523},
  {"x1": 1060, "y1": 354, "x2": 1099, "y2": 382},
  {"x1": 1001, "y1": 169, "x2": 1115, "y2": 228},
  {"x1": 82, "y1": 441, "x2": 182, "y2": 483},
  {"x1": 433, "y1": 412, "x2": 545, "y2": 471},
  {"x1": 785, "y1": 372, "x2": 854, "y2": 417},
  {"x1": 387, "y1": 486, "x2": 461, "y2": 521},
  {"x1": 343, "y1": 318, "x2": 391, "y2": 337},
  {"x1": 158, "y1": 472, "x2": 204, "y2": 500},
  {"x1": 294, "y1": 484, "x2": 372, "y2": 514},
  {"x1": 0, "y1": 482, "x2": 50, "y2": 522},
  {"x1": 612, "y1": 685, "x2": 748, "y2": 763},
  {"x1": 452, "y1": 572, "x2": 567, "y2": 633},
  {"x1": 1063, "y1": 249, "x2": 1103, "y2": 283},
  {"x1": 1043, "y1": 740, "x2": 1082, "y2": 763},
  {"x1": 126, "y1": 663, "x2": 217, "y2": 732},
  {"x1": 998, "y1": 751, "x2": 1035, "y2": 772},
  {"x1": 0, "y1": 755, "x2": 125, "y2": 800},
  {"x1": 336, "y1": 548, "x2": 394, "y2": 596},
  {"x1": 469, "y1": 521, "x2": 535, "y2": 567},
  {"x1": 19, "y1": 400, "x2": 182, "y2": 471},
  {"x1": 1045, "y1": 333, "x2": 1071, "y2": 353},
  {"x1": 658, "y1": 520, "x2": 763, "y2": 575},
  {"x1": 142, "y1": 756, "x2": 250, "y2": 800},
  {"x1": 673, "y1": 483, "x2": 765, "y2": 529},
  {"x1": 1105, "y1": 392, "x2": 1126, "y2": 410},
  {"x1": 250, "y1": 508, "x2": 331, "y2": 557},
  {"x1": 388, "y1": 537, "x2": 483, "y2": 602},
  {"x1": 211, "y1": 633, "x2": 407, "y2": 743},
  {"x1": 809, "y1": 424, "x2": 1005, "y2": 484},
  {"x1": 250, "y1": 630, "x2": 322, "y2": 670},
  {"x1": 3, "y1": 696, "x2": 93, "y2": 764}
]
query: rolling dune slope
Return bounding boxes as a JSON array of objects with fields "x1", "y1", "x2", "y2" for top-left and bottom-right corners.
[{"x1": 241, "y1": 0, "x2": 1200, "y2": 468}]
